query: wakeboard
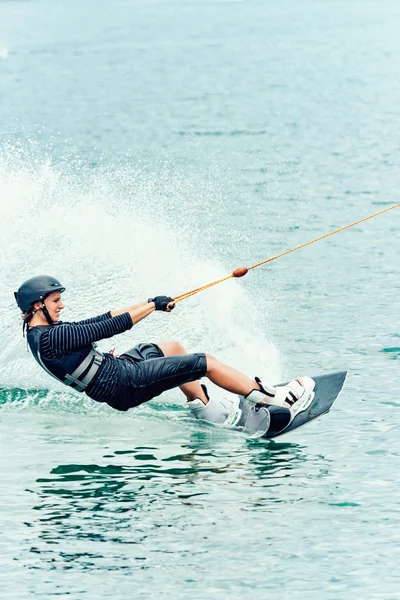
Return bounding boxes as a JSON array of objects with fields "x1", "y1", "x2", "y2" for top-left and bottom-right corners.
[{"x1": 233, "y1": 371, "x2": 347, "y2": 439}]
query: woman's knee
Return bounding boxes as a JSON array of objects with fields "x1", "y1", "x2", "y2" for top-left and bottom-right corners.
[
  {"x1": 158, "y1": 340, "x2": 187, "y2": 356},
  {"x1": 204, "y1": 353, "x2": 218, "y2": 374}
]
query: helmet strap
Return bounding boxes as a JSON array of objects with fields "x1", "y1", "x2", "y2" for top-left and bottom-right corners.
[{"x1": 41, "y1": 302, "x2": 54, "y2": 326}]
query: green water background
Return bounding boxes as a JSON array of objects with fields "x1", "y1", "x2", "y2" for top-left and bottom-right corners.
[{"x1": 0, "y1": 1, "x2": 399, "y2": 598}]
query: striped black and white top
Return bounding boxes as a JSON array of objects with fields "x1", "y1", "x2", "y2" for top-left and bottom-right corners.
[{"x1": 39, "y1": 312, "x2": 133, "y2": 403}]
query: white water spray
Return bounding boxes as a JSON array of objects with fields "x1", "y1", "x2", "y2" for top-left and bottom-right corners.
[{"x1": 0, "y1": 145, "x2": 281, "y2": 405}]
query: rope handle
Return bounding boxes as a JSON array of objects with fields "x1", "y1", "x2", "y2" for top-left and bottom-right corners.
[{"x1": 172, "y1": 202, "x2": 400, "y2": 304}]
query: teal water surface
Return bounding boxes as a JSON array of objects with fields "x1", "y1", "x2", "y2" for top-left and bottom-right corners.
[{"x1": 1, "y1": 1, "x2": 399, "y2": 599}]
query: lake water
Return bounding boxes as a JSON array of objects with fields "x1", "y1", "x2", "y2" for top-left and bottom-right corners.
[{"x1": 0, "y1": 1, "x2": 399, "y2": 599}]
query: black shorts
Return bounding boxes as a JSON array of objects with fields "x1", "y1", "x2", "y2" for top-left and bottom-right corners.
[{"x1": 114, "y1": 343, "x2": 207, "y2": 409}]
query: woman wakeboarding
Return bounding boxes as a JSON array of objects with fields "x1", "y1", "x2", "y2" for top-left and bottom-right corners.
[{"x1": 14, "y1": 275, "x2": 314, "y2": 426}]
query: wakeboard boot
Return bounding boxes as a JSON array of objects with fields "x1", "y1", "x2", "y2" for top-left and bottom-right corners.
[
  {"x1": 245, "y1": 376, "x2": 316, "y2": 434},
  {"x1": 186, "y1": 384, "x2": 240, "y2": 425}
]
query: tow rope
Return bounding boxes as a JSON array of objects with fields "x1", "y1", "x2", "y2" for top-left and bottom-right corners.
[{"x1": 173, "y1": 202, "x2": 400, "y2": 304}]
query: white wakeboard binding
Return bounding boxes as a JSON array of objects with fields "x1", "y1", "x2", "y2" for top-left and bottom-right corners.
[
  {"x1": 246, "y1": 375, "x2": 316, "y2": 423},
  {"x1": 186, "y1": 384, "x2": 241, "y2": 426},
  {"x1": 186, "y1": 377, "x2": 315, "y2": 438}
]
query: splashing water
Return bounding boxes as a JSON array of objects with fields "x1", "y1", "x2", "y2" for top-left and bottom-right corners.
[{"x1": 0, "y1": 144, "x2": 281, "y2": 406}]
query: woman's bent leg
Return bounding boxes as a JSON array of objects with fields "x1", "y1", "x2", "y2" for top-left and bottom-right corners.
[
  {"x1": 157, "y1": 341, "x2": 209, "y2": 403},
  {"x1": 204, "y1": 354, "x2": 258, "y2": 396},
  {"x1": 157, "y1": 342, "x2": 261, "y2": 404},
  {"x1": 153, "y1": 344, "x2": 312, "y2": 424}
]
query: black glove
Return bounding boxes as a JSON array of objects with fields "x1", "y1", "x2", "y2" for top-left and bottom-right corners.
[{"x1": 148, "y1": 296, "x2": 175, "y2": 311}]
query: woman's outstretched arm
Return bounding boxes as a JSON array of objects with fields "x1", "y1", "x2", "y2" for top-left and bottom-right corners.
[{"x1": 110, "y1": 301, "x2": 149, "y2": 317}]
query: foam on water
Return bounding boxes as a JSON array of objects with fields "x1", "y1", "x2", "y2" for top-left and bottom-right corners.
[{"x1": 0, "y1": 144, "x2": 281, "y2": 405}]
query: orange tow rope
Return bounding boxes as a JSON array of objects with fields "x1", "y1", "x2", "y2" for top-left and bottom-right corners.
[{"x1": 173, "y1": 202, "x2": 400, "y2": 304}]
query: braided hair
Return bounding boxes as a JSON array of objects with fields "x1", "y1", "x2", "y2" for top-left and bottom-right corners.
[{"x1": 21, "y1": 304, "x2": 38, "y2": 337}]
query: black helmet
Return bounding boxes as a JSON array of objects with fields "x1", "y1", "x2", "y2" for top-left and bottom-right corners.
[{"x1": 14, "y1": 275, "x2": 66, "y2": 312}]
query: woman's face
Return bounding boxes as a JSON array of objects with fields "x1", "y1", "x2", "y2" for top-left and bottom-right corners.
[{"x1": 43, "y1": 291, "x2": 64, "y2": 322}]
